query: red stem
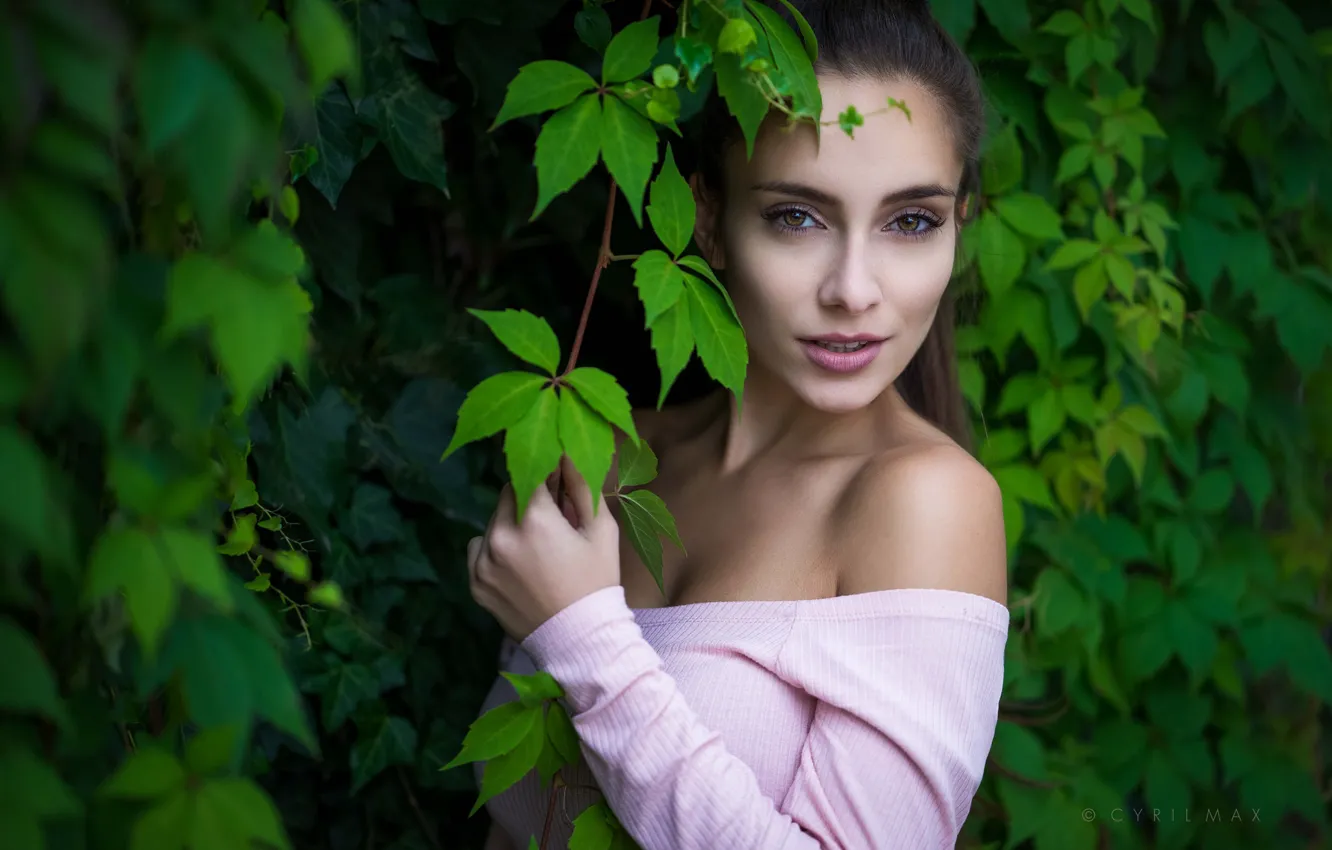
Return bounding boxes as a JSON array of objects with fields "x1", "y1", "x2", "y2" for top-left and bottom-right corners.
[{"x1": 562, "y1": 181, "x2": 619, "y2": 377}]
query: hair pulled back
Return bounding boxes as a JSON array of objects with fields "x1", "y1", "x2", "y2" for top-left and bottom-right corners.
[{"x1": 695, "y1": 0, "x2": 985, "y2": 449}]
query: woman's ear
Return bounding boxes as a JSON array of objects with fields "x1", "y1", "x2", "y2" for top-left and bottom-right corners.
[{"x1": 689, "y1": 172, "x2": 725, "y2": 269}]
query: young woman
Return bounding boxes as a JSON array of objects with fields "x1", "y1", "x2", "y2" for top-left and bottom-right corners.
[{"x1": 468, "y1": 1, "x2": 1009, "y2": 847}]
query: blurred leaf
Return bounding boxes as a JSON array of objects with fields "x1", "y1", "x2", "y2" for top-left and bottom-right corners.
[{"x1": 351, "y1": 715, "x2": 417, "y2": 794}]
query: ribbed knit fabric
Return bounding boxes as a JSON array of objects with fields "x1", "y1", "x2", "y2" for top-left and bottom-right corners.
[{"x1": 473, "y1": 585, "x2": 1009, "y2": 850}]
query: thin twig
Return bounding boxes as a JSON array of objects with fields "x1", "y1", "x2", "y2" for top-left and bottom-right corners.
[
  {"x1": 539, "y1": 778, "x2": 561, "y2": 849},
  {"x1": 562, "y1": 182, "x2": 619, "y2": 377},
  {"x1": 397, "y1": 767, "x2": 443, "y2": 850}
]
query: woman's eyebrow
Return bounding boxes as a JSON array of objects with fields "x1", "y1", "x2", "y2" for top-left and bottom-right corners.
[{"x1": 750, "y1": 180, "x2": 957, "y2": 206}]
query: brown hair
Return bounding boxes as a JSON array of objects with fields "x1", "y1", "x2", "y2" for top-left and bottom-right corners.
[{"x1": 695, "y1": 0, "x2": 984, "y2": 450}]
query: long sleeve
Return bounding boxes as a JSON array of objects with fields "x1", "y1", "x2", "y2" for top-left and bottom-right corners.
[{"x1": 519, "y1": 585, "x2": 1009, "y2": 850}]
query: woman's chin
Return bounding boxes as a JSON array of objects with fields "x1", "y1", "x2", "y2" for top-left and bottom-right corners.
[{"x1": 794, "y1": 376, "x2": 891, "y2": 415}]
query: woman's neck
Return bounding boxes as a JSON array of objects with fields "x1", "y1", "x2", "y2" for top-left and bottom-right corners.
[{"x1": 710, "y1": 361, "x2": 908, "y2": 475}]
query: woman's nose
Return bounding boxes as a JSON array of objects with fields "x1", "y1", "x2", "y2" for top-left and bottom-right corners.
[{"x1": 818, "y1": 241, "x2": 883, "y2": 314}]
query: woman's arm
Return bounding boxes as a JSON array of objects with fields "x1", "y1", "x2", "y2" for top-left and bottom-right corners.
[{"x1": 521, "y1": 451, "x2": 1008, "y2": 850}]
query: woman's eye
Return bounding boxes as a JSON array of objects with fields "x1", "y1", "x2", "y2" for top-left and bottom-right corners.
[
  {"x1": 781, "y1": 209, "x2": 812, "y2": 228},
  {"x1": 898, "y1": 214, "x2": 924, "y2": 232}
]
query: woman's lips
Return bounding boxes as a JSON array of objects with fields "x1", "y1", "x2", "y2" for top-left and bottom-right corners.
[{"x1": 800, "y1": 339, "x2": 884, "y2": 373}]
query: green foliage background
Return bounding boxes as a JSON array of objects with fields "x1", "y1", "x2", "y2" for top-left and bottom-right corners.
[{"x1": 1, "y1": 0, "x2": 1330, "y2": 849}]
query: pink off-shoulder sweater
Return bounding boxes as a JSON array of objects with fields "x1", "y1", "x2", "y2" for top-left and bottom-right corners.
[{"x1": 473, "y1": 584, "x2": 1009, "y2": 850}]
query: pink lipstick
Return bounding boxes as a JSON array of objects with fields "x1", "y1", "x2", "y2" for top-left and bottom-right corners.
[{"x1": 800, "y1": 334, "x2": 885, "y2": 374}]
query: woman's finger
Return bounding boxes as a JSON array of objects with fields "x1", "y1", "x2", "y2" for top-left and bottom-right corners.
[
  {"x1": 466, "y1": 536, "x2": 483, "y2": 581},
  {"x1": 559, "y1": 456, "x2": 597, "y2": 532}
]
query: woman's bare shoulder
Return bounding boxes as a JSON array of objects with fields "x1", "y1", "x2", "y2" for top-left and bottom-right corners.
[{"x1": 831, "y1": 437, "x2": 1008, "y2": 606}]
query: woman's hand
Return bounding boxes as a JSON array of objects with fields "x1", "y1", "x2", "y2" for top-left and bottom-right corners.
[{"x1": 468, "y1": 456, "x2": 621, "y2": 642}]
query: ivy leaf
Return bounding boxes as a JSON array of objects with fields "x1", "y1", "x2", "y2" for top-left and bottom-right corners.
[
  {"x1": 977, "y1": 211, "x2": 1026, "y2": 295},
  {"x1": 648, "y1": 297, "x2": 694, "y2": 409},
  {"x1": 472, "y1": 712, "x2": 545, "y2": 815},
  {"x1": 442, "y1": 371, "x2": 548, "y2": 460},
  {"x1": 601, "y1": 96, "x2": 659, "y2": 225},
  {"x1": 749, "y1": 2, "x2": 821, "y2": 119},
  {"x1": 159, "y1": 527, "x2": 233, "y2": 611},
  {"x1": 993, "y1": 193, "x2": 1064, "y2": 241},
  {"x1": 713, "y1": 53, "x2": 768, "y2": 158},
  {"x1": 345, "y1": 483, "x2": 406, "y2": 549},
  {"x1": 982, "y1": 123, "x2": 1024, "y2": 194},
  {"x1": 350, "y1": 715, "x2": 417, "y2": 794},
  {"x1": 565, "y1": 367, "x2": 641, "y2": 446},
  {"x1": 620, "y1": 489, "x2": 684, "y2": 596},
  {"x1": 492, "y1": 60, "x2": 598, "y2": 129},
  {"x1": 673, "y1": 35, "x2": 713, "y2": 87},
  {"x1": 532, "y1": 93, "x2": 603, "y2": 220},
  {"x1": 631, "y1": 251, "x2": 687, "y2": 327},
  {"x1": 569, "y1": 801, "x2": 615, "y2": 850},
  {"x1": 678, "y1": 256, "x2": 742, "y2": 325},
  {"x1": 0, "y1": 747, "x2": 83, "y2": 820},
  {"x1": 303, "y1": 84, "x2": 361, "y2": 208},
  {"x1": 313, "y1": 663, "x2": 381, "y2": 731},
  {"x1": 1046, "y1": 238, "x2": 1101, "y2": 270},
  {"x1": 1028, "y1": 388, "x2": 1066, "y2": 453},
  {"x1": 646, "y1": 145, "x2": 694, "y2": 257},
  {"x1": 1034, "y1": 568, "x2": 1084, "y2": 635},
  {"x1": 0, "y1": 618, "x2": 72, "y2": 730},
  {"x1": 193, "y1": 778, "x2": 292, "y2": 850},
  {"x1": 617, "y1": 436, "x2": 658, "y2": 488},
  {"x1": 602, "y1": 17, "x2": 660, "y2": 84},
  {"x1": 1073, "y1": 257, "x2": 1109, "y2": 318},
  {"x1": 718, "y1": 18, "x2": 758, "y2": 55},
  {"x1": 685, "y1": 274, "x2": 748, "y2": 411},
  {"x1": 444, "y1": 701, "x2": 540, "y2": 770},
  {"x1": 558, "y1": 389, "x2": 615, "y2": 514},
  {"x1": 362, "y1": 69, "x2": 455, "y2": 196},
  {"x1": 504, "y1": 388, "x2": 563, "y2": 520},
  {"x1": 469, "y1": 308, "x2": 562, "y2": 375}
]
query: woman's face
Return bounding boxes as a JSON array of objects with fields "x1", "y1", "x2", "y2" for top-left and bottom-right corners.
[{"x1": 704, "y1": 74, "x2": 963, "y2": 415}]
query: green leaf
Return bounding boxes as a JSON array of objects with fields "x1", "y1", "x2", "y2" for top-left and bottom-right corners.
[
  {"x1": 565, "y1": 367, "x2": 641, "y2": 446},
  {"x1": 0, "y1": 425, "x2": 52, "y2": 556},
  {"x1": 504, "y1": 388, "x2": 563, "y2": 520},
  {"x1": 558, "y1": 389, "x2": 615, "y2": 512},
  {"x1": 472, "y1": 712, "x2": 544, "y2": 815},
  {"x1": 129, "y1": 788, "x2": 190, "y2": 850},
  {"x1": 602, "y1": 17, "x2": 660, "y2": 84},
  {"x1": 1028, "y1": 388, "x2": 1066, "y2": 453},
  {"x1": 469, "y1": 309, "x2": 562, "y2": 374},
  {"x1": 133, "y1": 37, "x2": 225, "y2": 153},
  {"x1": 101, "y1": 748, "x2": 187, "y2": 800},
  {"x1": 85, "y1": 528, "x2": 177, "y2": 658},
  {"x1": 992, "y1": 721, "x2": 1050, "y2": 781},
  {"x1": 685, "y1": 275, "x2": 748, "y2": 411},
  {"x1": 977, "y1": 211, "x2": 1026, "y2": 295},
  {"x1": 492, "y1": 61, "x2": 598, "y2": 129},
  {"x1": 617, "y1": 437, "x2": 658, "y2": 488},
  {"x1": 1034, "y1": 568, "x2": 1084, "y2": 635},
  {"x1": 993, "y1": 194, "x2": 1064, "y2": 241},
  {"x1": 713, "y1": 53, "x2": 768, "y2": 158},
  {"x1": 677, "y1": 256, "x2": 742, "y2": 326},
  {"x1": 993, "y1": 465, "x2": 1056, "y2": 510},
  {"x1": 620, "y1": 489, "x2": 683, "y2": 596},
  {"x1": 345, "y1": 483, "x2": 407, "y2": 549},
  {"x1": 601, "y1": 96, "x2": 659, "y2": 225},
  {"x1": 351, "y1": 715, "x2": 417, "y2": 794},
  {"x1": 1041, "y1": 10, "x2": 1086, "y2": 36},
  {"x1": 217, "y1": 513, "x2": 257, "y2": 556},
  {"x1": 718, "y1": 18, "x2": 758, "y2": 55},
  {"x1": 673, "y1": 36, "x2": 713, "y2": 87},
  {"x1": 292, "y1": 0, "x2": 355, "y2": 92},
  {"x1": 314, "y1": 663, "x2": 381, "y2": 730},
  {"x1": 0, "y1": 618, "x2": 71, "y2": 730},
  {"x1": 532, "y1": 93, "x2": 603, "y2": 220},
  {"x1": 361, "y1": 69, "x2": 454, "y2": 196},
  {"x1": 444, "y1": 701, "x2": 540, "y2": 770},
  {"x1": 1073, "y1": 257, "x2": 1108, "y2": 318},
  {"x1": 443, "y1": 371, "x2": 547, "y2": 460},
  {"x1": 570, "y1": 802, "x2": 615, "y2": 850},
  {"x1": 575, "y1": 7, "x2": 614, "y2": 53},
  {"x1": 183, "y1": 726, "x2": 240, "y2": 777},
  {"x1": 1046, "y1": 239, "x2": 1101, "y2": 271},
  {"x1": 193, "y1": 778, "x2": 292, "y2": 850},
  {"x1": 159, "y1": 528, "x2": 233, "y2": 611},
  {"x1": 546, "y1": 701, "x2": 581, "y2": 765},
  {"x1": 631, "y1": 251, "x2": 687, "y2": 327},
  {"x1": 647, "y1": 146, "x2": 695, "y2": 257},
  {"x1": 649, "y1": 297, "x2": 694, "y2": 408},
  {"x1": 1165, "y1": 602, "x2": 1216, "y2": 680},
  {"x1": 774, "y1": 0, "x2": 818, "y2": 62},
  {"x1": 500, "y1": 671, "x2": 564, "y2": 705},
  {"x1": 304, "y1": 84, "x2": 361, "y2": 208},
  {"x1": 0, "y1": 747, "x2": 82, "y2": 819},
  {"x1": 981, "y1": 124, "x2": 1023, "y2": 195},
  {"x1": 749, "y1": 2, "x2": 821, "y2": 119}
]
